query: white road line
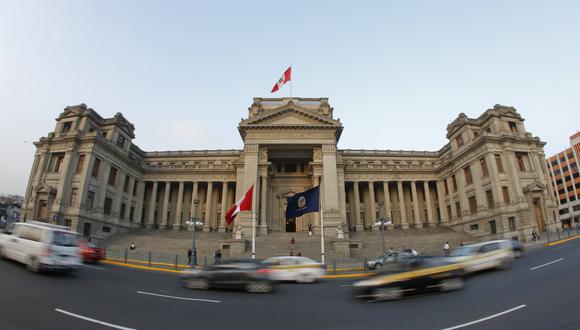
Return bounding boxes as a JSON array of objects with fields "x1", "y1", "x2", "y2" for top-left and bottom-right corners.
[
  {"x1": 136, "y1": 291, "x2": 221, "y2": 303},
  {"x1": 55, "y1": 308, "x2": 136, "y2": 330},
  {"x1": 83, "y1": 264, "x2": 106, "y2": 271},
  {"x1": 442, "y1": 305, "x2": 526, "y2": 330},
  {"x1": 552, "y1": 244, "x2": 569, "y2": 251},
  {"x1": 529, "y1": 258, "x2": 564, "y2": 271},
  {"x1": 340, "y1": 284, "x2": 353, "y2": 287}
]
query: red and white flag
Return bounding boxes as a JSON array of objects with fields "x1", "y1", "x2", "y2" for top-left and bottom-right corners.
[
  {"x1": 270, "y1": 66, "x2": 291, "y2": 93},
  {"x1": 224, "y1": 185, "x2": 254, "y2": 225}
]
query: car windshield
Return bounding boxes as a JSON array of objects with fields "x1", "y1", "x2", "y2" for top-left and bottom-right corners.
[
  {"x1": 450, "y1": 246, "x2": 477, "y2": 257},
  {"x1": 52, "y1": 231, "x2": 78, "y2": 247}
]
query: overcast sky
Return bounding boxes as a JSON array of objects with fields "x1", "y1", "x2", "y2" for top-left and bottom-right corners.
[{"x1": 1, "y1": 0, "x2": 579, "y2": 196}]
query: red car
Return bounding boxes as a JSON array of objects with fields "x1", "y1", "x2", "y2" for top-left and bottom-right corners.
[{"x1": 78, "y1": 240, "x2": 105, "y2": 263}]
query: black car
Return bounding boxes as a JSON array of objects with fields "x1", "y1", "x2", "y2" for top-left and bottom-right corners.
[
  {"x1": 353, "y1": 256, "x2": 465, "y2": 302},
  {"x1": 181, "y1": 259, "x2": 273, "y2": 293}
]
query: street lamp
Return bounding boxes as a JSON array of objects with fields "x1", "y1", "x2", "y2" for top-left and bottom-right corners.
[
  {"x1": 185, "y1": 217, "x2": 204, "y2": 267},
  {"x1": 374, "y1": 218, "x2": 392, "y2": 256}
]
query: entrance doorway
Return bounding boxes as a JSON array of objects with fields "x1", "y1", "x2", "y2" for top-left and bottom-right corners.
[
  {"x1": 83, "y1": 222, "x2": 92, "y2": 238},
  {"x1": 533, "y1": 198, "x2": 546, "y2": 232},
  {"x1": 286, "y1": 218, "x2": 296, "y2": 232}
]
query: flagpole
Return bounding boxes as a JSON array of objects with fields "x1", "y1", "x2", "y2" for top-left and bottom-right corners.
[
  {"x1": 320, "y1": 194, "x2": 325, "y2": 265},
  {"x1": 289, "y1": 63, "x2": 292, "y2": 99},
  {"x1": 251, "y1": 176, "x2": 258, "y2": 259}
]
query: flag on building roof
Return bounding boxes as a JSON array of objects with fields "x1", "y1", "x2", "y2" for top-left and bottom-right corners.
[
  {"x1": 225, "y1": 185, "x2": 254, "y2": 225},
  {"x1": 270, "y1": 66, "x2": 292, "y2": 93},
  {"x1": 285, "y1": 186, "x2": 319, "y2": 220}
]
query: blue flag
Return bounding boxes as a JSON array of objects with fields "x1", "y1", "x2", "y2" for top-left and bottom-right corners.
[{"x1": 285, "y1": 186, "x2": 320, "y2": 220}]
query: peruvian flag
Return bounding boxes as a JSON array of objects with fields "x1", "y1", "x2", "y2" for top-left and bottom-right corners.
[
  {"x1": 225, "y1": 185, "x2": 254, "y2": 225},
  {"x1": 270, "y1": 66, "x2": 291, "y2": 93}
]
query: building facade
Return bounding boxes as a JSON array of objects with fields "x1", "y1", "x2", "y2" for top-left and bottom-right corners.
[
  {"x1": 21, "y1": 98, "x2": 558, "y2": 242},
  {"x1": 546, "y1": 132, "x2": 580, "y2": 227}
]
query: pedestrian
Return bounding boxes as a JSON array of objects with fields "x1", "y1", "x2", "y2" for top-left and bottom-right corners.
[
  {"x1": 290, "y1": 236, "x2": 296, "y2": 250},
  {"x1": 531, "y1": 230, "x2": 537, "y2": 241},
  {"x1": 308, "y1": 223, "x2": 313, "y2": 236},
  {"x1": 187, "y1": 248, "x2": 192, "y2": 264},
  {"x1": 443, "y1": 241, "x2": 450, "y2": 257},
  {"x1": 214, "y1": 249, "x2": 222, "y2": 264},
  {"x1": 130, "y1": 242, "x2": 135, "y2": 250},
  {"x1": 290, "y1": 251, "x2": 294, "y2": 256},
  {"x1": 297, "y1": 251, "x2": 302, "y2": 256},
  {"x1": 193, "y1": 248, "x2": 197, "y2": 265}
]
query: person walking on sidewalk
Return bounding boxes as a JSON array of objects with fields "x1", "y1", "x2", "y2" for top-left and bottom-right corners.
[
  {"x1": 187, "y1": 248, "x2": 192, "y2": 264},
  {"x1": 214, "y1": 249, "x2": 222, "y2": 264},
  {"x1": 443, "y1": 242, "x2": 450, "y2": 256}
]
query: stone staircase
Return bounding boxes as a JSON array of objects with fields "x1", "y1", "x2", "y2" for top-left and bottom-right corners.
[{"x1": 103, "y1": 226, "x2": 475, "y2": 264}]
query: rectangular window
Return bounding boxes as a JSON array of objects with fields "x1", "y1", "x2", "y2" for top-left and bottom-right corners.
[
  {"x1": 92, "y1": 158, "x2": 101, "y2": 178},
  {"x1": 447, "y1": 205, "x2": 452, "y2": 219},
  {"x1": 104, "y1": 197, "x2": 113, "y2": 215},
  {"x1": 508, "y1": 217, "x2": 516, "y2": 231},
  {"x1": 516, "y1": 153, "x2": 526, "y2": 172},
  {"x1": 502, "y1": 187, "x2": 511, "y2": 204},
  {"x1": 480, "y1": 157, "x2": 489, "y2": 177},
  {"x1": 76, "y1": 155, "x2": 85, "y2": 174},
  {"x1": 470, "y1": 224, "x2": 479, "y2": 231},
  {"x1": 495, "y1": 154, "x2": 504, "y2": 173},
  {"x1": 124, "y1": 176, "x2": 130, "y2": 193},
  {"x1": 455, "y1": 202, "x2": 461, "y2": 218},
  {"x1": 285, "y1": 164, "x2": 297, "y2": 173},
  {"x1": 86, "y1": 191, "x2": 95, "y2": 210},
  {"x1": 108, "y1": 167, "x2": 118, "y2": 186},
  {"x1": 102, "y1": 226, "x2": 111, "y2": 233},
  {"x1": 456, "y1": 135, "x2": 464, "y2": 147},
  {"x1": 444, "y1": 179, "x2": 449, "y2": 195},
  {"x1": 508, "y1": 121, "x2": 518, "y2": 133},
  {"x1": 489, "y1": 220, "x2": 497, "y2": 234},
  {"x1": 464, "y1": 166, "x2": 473, "y2": 185},
  {"x1": 61, "y1": 121, "x2": 72, "y2": 134},
  {"x1": 120, "y1": 203, "x2": 126, "y2": 219},
  {"x1": 70, "y1": 188, "x2": 78, "y2": 207},
  {"x1": 468, "y1": 196, "x2": 477, "y2": 214},
  {"x1": 130, "y1": 206, "x2": 135, "y2": 221},
  {"x1": 52, "y1": 153, "x2": 65, "y2": 173},
  {"x1": 451, "y1": 175, "x2": 458, "y2": 192},
  {"x1": 133, "y1": 181, "x2": 138, "y2": 196},
  {"x1": 117, "y1": 135, "x2": 126, "y2": 148},
  {"x1": 486, "y1": 190, "x2": 494, "y2": 208}
]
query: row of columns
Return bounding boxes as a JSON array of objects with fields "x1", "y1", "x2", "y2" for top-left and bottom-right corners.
[{"x1": 349, "y1": 180, "x2": 446, "y2": 230}]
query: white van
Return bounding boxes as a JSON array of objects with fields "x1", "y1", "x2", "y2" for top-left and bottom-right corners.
[
  {"x1": 446, "y1": 240, "x2": 515, "y2": 274},
  {"x1": 0, "y1": 221, "x2": 82, "y2": 273}
]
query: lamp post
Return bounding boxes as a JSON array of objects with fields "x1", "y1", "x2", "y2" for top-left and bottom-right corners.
[
  {"x1": 186, "y1": 208, "x2": 204, "y2": 267},
  {"x1": 375, "y1": 217, "x2": 392, "y2": 256}
]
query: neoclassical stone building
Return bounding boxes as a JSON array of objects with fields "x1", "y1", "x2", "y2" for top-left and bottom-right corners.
[{"x1": 22, "y1": 98, "x2": 558, "y2": 242}]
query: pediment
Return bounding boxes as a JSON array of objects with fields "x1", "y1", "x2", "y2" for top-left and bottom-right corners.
[
  {"x1": 522, "y1": 180, "x2": 546, "y2": 193},
  {"x1": 240, "y1": 106, "x2": 341, "y2": 128}
]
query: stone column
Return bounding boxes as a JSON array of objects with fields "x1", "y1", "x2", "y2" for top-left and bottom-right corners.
[
  {"x1": 134, "y1": 181, "x2": 145, "y2": 225},
  {"x1": 96, "y1": 162, "x2": 111, "y2": 212},
  {"x1": 353, "y1": 181, "x2": 362, "y2": 231},
  {"x1": 203, "y1": 182, "x2": 213, "y2": 232},
  {"x1": 471, "y1": 162, "x2": 485, "y2": 210},
  {"x1": 397, "y1": 181, "x2": 409, "y2": 229},
  {"x1": 147, "y1": 181, "x2": 158, "y2": 228},
  {"x1": 160, "y1": 181, "x2": 171, "y2": 229},
  {"x1": 368, "y1": 181, "x2": 377, "y2": 229},
  {"x1": 321, "y1": 144, "x2": 341, "y2": 230},
  {"x1": 313, "y1": 175, "x2": 321, "y2": 226},
  {"x1": 259, "y1": 176, "x2": 268, "y2": 234},
  {"x1": 383, "y1": 181, "x2": 392, "y2": 220},
  {"x1": 112, "y1": 172, "x2": 125, "y2": 220},
  {"x1": 506, "y1": 152, "x2": 524, "y2": 202},
  {"x1": 174, "y1": 181, "x2": 184, "y2": 230},
  {"x1": 446, "y1": 178, "x2": 457, "y2": 221},
  {"x1": 485, "y1": 153, "x2": 501, "y2": 206},
  {"x1": 424, "y1": 181, "x2": 435, "y2": 226},
  {"x1": 190, "y1": 181, "x2": 199, "y2": 219},
  {"x1": 435, "y1": 181, "x2": 447, "y2": 224},
  {"x1": 52, "y1": 149, "x2": 76, "y2": 213},
  {"x1": 410, "y1": 181, "x2": 422, "y2": 228},
  {"x1": 219, "y1": 181, "x2": 229, "y2": 233}
]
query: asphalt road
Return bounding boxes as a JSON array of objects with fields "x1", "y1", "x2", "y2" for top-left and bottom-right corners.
[{"x1": 0, "y1": 239, "x2": 578, "y2": 330}]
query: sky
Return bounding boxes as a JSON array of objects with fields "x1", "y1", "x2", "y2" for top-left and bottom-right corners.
[{"x1": 0, "y1": 0, "x2": 579, "y2": 196}]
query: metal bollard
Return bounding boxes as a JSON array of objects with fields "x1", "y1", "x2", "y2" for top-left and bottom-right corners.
[
  {"x1": 333, "y1": 259, "x2": 337, "y2": 275},
  {"x1": 556, "y1": 228, "x2": 561, "y2": 240},
  {"x1": 124, "y1": 248, "x2": 128, "y2": 263},
  {"x1": 175, "y1": 254, "x2": 178, "y2": 270},
  {"x1": 148, "y1": 251, "x2": 152, "y2": 267},
  {"x1": 546, "y1": 230, "x2": 551, "y2": 243}
]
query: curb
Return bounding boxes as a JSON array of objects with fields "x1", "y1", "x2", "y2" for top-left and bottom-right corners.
[
  {"x1": 544, "y1": 234, "x2": 580, "y2": 247},
  {"x1": 101, "y1": 259, "x2": 374, "y2": 279}
]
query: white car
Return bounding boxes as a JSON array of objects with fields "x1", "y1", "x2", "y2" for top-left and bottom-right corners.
[
  {"x1": 263, "y1": 256, "x2": 326, "y2": 283},
  {"x1": 0, "y1": 221, "x2": 82, "y2": 273},
  {"x1": 446, "y1": 240, "x2": 515, "y2": 273}
]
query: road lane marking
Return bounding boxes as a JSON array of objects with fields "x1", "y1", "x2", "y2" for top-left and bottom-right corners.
[
  {"x1": 442, "y1": 305, "x2": 526, "y2": 330},
  {"x1": 55, "y1": 308, "x2": 136, "y2": 330},
  {"x1": 84, "y1": 264, "x2": 106, "y2": 271},
  {"x1": 136, "y1": 291, "x2": 221, "y2": 303},
  {"x1": 552, "y1": 244, "x2": 569, "y2": 251},
  {"x1": 529, "y1": 258, "x2": 564, "y2": 271}
]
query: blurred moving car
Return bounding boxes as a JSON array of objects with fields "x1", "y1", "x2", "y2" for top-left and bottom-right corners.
[
  {"x1": 0, "y1": 221, "x2": 81, "y2": 273},
  {"x1": 446, "y1": 240, "x2": 515, "y2": 273},
  {"x1": 354, "y1": 257, "x2": 465, "y2": 302},
  {"x1": 366, "y1": 250, "x2": 416, "y2": 270},
  {"x1": 509, "y1": 239, "x2": 524, "y2": 258},
  {"x1": 78, "y1": 240, "x2": 105, "y2": 263},
  {"x1": 263, "y1": 256, "x2": 326, "y2": 283},
  {"x1": 181, "y1": 259, "x2": 273, "y2": 293}
]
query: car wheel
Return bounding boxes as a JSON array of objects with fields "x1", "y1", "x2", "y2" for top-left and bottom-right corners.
[
  {"x1": 498, "y1": 259, "x2": 512, "y2": 270},
  {"x1": 514, "y1": 250, "x2": 523, "y2": 258},
  {"x1": 373, "y1": 262, "x2": 383, "y2": 270},
  {"x1": 184, "y1": 278, "x2": 210, "y2": 290},
  {"x1": 27, "y1": 257, "x2": 41, "y2": 273},
  {"x1": 440, "y1": 278, "x2": 464, "y2": 291},
  {"x1": 297, "y1": 273, "x2": 316, "y2": 284},
  {"x1": 246, "y1": 281, "x2": 272, "y2": 293},
  {"x1": 370, "y1": 287, "x2": 402, "y2": 302}
]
